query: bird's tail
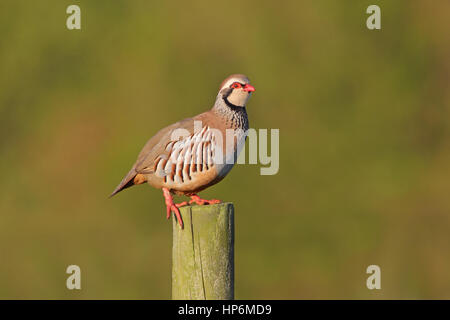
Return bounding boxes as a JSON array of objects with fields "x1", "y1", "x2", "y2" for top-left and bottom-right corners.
[{"x1": 109, "y1": 168, "x2": 147, "y2": 198}]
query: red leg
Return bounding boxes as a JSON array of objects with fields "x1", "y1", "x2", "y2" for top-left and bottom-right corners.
[
  {"x1": 162, "y1": 188, "x2": 183, "y2": 229},
  {"x1": 189, "y1": 194, "x2": 221, "y2": 206}
]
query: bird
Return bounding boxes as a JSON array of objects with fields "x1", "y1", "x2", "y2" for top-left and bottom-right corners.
[{"x1": 110, "y1": 74, "x2": 255, "y2": 228}]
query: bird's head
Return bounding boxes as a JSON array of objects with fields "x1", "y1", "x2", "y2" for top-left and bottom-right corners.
[{"x1": 218, "y1": 74, "x2": 255, "y2": 108}]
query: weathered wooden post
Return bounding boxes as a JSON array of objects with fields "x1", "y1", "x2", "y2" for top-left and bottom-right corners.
[{"x1": 172, "y1": 202, "x2": 234, "y2": 300}]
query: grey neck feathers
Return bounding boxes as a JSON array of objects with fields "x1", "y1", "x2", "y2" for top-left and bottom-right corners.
[{"x1": 212, "y1": 96, "x2": 249, "y2": 131}]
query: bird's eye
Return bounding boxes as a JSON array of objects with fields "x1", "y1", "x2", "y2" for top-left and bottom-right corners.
[{"x1": 231, "y1": 82, "x2": 242, "y2": 89}]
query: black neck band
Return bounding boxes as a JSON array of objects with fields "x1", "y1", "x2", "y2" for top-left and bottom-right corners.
[{"x1": 223, "y1": 97, "x2": 243, "y2": 111}]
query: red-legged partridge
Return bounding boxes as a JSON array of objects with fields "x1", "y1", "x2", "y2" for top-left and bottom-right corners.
[{"x1": 110, "y1": 74, "x2": 255, "y2": 228}]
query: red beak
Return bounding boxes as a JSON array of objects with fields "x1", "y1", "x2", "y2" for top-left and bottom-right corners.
[{"x1": 243, "y1": 84, "x2": 255, "y2": 92}]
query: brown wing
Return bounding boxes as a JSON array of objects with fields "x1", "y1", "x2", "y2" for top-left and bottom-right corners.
[
  {"x1": 133, "y1": 117, "x2": 196, "y2": 173},
  {"x1": 109, "y1": 114, "x2": 206, "y2": 197}
]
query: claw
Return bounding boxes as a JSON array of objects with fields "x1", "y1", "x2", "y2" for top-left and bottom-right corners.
[
  {"x1": 171, "y1": 204, "x2": 183, "y2": 229},
  {"x1": 189, "y1": 194, "x2": 221, "y2": 206},
  {"x1": 162, "y1": 188, "x2": 184, "y2": 228},
  {"x1": 166, "y1": 206, "x2": 171, "y2": 220},
  {"x1": 161, "y1": 190, "x2": 221, "y2": 229},
  {"x1": 175, "y1": 201, "x2": 189, "y2": 208}
]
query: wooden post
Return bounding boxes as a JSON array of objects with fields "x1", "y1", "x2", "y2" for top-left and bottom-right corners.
[{"x1": 172, "y1": 202, "x2": 234, "y2": 300}]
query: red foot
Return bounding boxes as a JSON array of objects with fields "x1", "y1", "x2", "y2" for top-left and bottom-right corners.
[
  {"x1": 189, "y1": 194, "x2": 221, "y2": 206},
  {"x1": 175, "y1": 201, "x2": 189, "y2": 208},
  {"x1": 162, "y1": 191, "x2": 221, "y2": 228},
  {"x1": 162, "y1": 188, "x2": 183, "y2": 229}
]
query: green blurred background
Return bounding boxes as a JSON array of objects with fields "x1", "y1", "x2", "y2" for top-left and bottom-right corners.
[{"x1": 0, "y1": 0, "x2": 449, "y2": 299}]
